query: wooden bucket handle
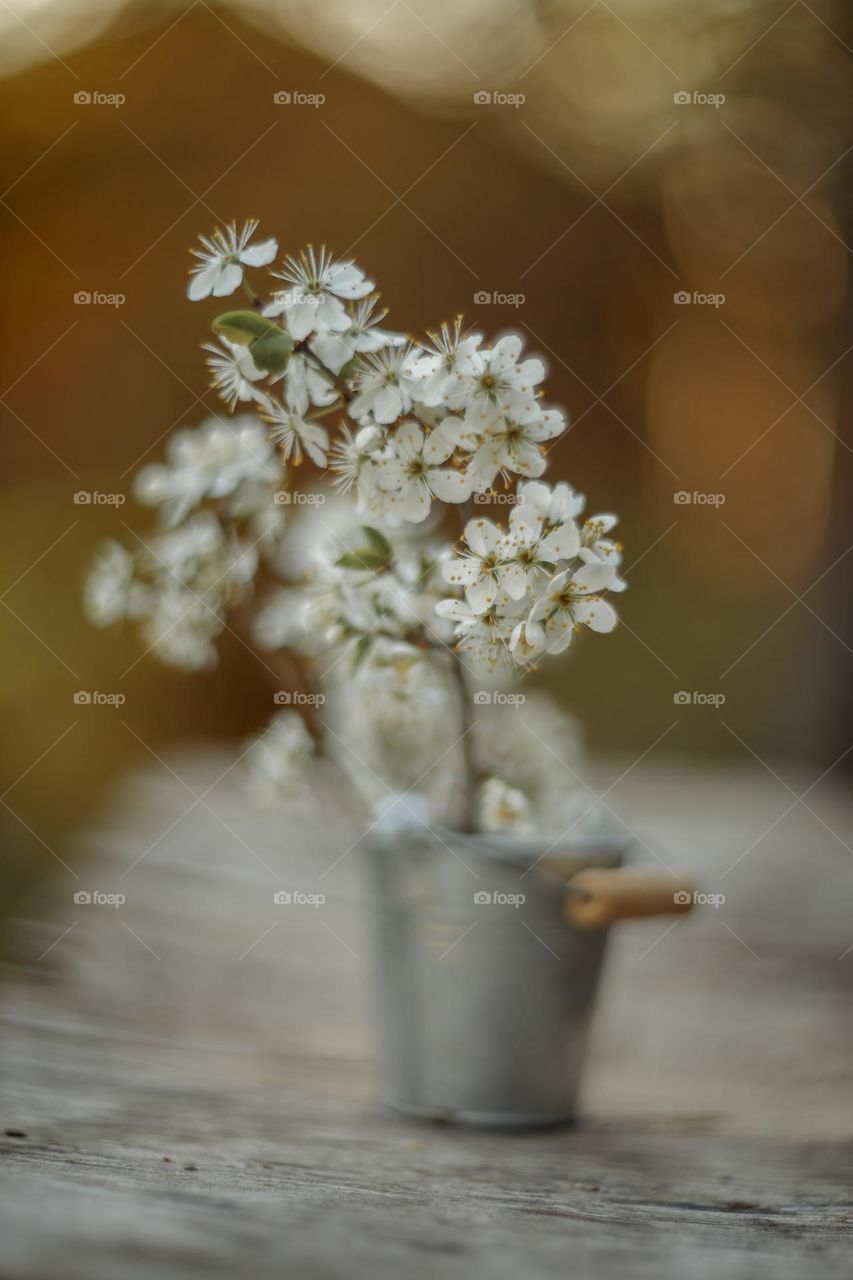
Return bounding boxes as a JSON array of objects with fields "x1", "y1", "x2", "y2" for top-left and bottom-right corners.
[{"x1": 558, "y1": 867, "x2": 696, "y2": 929}]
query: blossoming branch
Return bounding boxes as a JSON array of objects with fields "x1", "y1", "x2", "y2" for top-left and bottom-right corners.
[{"x1": 85, "y1": 221, "x2": 625, "y2": 834}]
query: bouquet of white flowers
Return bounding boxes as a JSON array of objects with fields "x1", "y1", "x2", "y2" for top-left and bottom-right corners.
[{"x1": 85, "y1": 221, "x2": 625, "y2": 835}]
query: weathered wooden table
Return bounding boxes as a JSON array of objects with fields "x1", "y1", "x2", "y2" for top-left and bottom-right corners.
[{"x1": 2, "y1": 750, "x2": 851, "y2": 1278}]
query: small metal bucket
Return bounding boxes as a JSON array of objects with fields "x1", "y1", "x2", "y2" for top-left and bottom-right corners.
[{"x1": 362, "y1": 821, "x2": 630, "y2": 1129}]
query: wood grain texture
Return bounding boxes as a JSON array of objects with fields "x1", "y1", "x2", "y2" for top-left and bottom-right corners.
[{"x1": 1, "y1": 751, "x2": 852, "y2": 1278}]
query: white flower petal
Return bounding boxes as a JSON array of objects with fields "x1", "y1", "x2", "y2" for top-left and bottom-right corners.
[
  {"x1": 499, "y1": 561, "x2": 529, "y2": 600},
  {"x1": 508, "y1": 504, "x2": 542, "y2": 543},
  {"x1": 302, "y1": 422, "x2": 329, "y2": 468},
  {"x1": 441, "y1": 557, "x2": 479, "y2": 587},
  {"x1": 187, "y1": 263, "x2": 221, "y2": 301},
  {"x1": 437, "y1": 415, "x2": 479, "y2": 452},
  {"x1": 423, "y1": 430, "x2": 453, "y2": 465},
  {"x1": 543, "y1": 615, "x2": 574, "y2": 654},
  {"x1": 315, "y1": 294, "x2": 350, "y2": 332},
  {"x1": 372, "y1": 385, "x2": 404, "y2": 425},
  {"x1": 527, "y1": 408, "x2": 565, "y2": 441},
  {"x1": 240, "y1": 237, "x2": 278, "y2": 267},
  {"x1": 394, "y1": 420, "x2": 423, "y2": 458},
  {"x1": 326, "y1": 262, "x2": 374, "y2": 299},
  {"x1": 510, "y1": 441, "x2": 546, "y2": 478},
  {"x1": 435, "y1": 597, "x2": 474, "y2": 623},
  {"x1": 464, "y1": 517, "x2": 501, "y2": 558},
  {"x1": 429, "y1": 467, "x2": 471, "y2": 503},
  {"x1": 540, "y1": 520, "x2": 580, "y2": 560},
  {"x1": 212, "y1": 261, "x2": 243, "y2": 297},
  {"x1": 571, "y1": 562, "x2": 616, "y2": 594},
  {"x1": 513, "y1": 357, "x2": 546, "y2": 387},
  {"x1": 287, "y1": 300, "x2": 318, "y2": 341},
  {"x1": 586, "y1": 513, "x2": 619, "y2": 535},
  {"x1": 490, "y1": 334, "x2": 523, "y2": 373},
  {"x1": 310, "y1": 332, "x2": 354, "y2": 374},
  {"x1": 466, "y1": 575, "x2": 498, "y2": 614},
  {"x1": 574, "y1": 597, "x2": 617, "y2": 633},
  {"x1": 400, "y1": 483, "x2": 432, "y2": 523},
  {"x1": 466, "y1": 444, "x2": 501, "y2": 489}
]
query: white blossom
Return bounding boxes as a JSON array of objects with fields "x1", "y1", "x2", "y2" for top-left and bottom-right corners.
[
  {"x1": 282, "y1": 352, "x2": 339, "y2": 409},
  {"x1": 266, "y1": 247, "x2": 373, "y2": 340},
  {"x1": 139, "y1": 580, "x2": 223, "y2": 672},
  {"x1": 264, "y1": 396, "x2": 329, "y2": 468},
  {"x1": 141, "y1": 511, "x2": 224, "y2": 579},
  {"x1": 244, "y1": 711, "x2": 316, "y2": 807},
  {"x1": 517, "y1": 479, "x2": 585, "y2": 525},
  {"x1": 133, "y1": 416, "x2": 280, "y2": 526},
  {"x1": 443, "y1": 334, "x2": 545, "y2": 425},
  {"x1": 479, "y1": 777, "x2": 532, "y2": 833},
  {"x1": 441, "y1": 517, "x2": 518, "y2": 613},
  {"x1": 329, "y1": 423, "x2": 389, "y2": 501},
  {"x1": 376, "y1": 421, "x2": 471, "y2": 524},
  {"x1": 474, "y1": 692, "x2": 586, "y2": 833},
  {"x1": 187, "y1": 220, "x2": 278, "y2": 301},
  {"x1": 466, "y1": 403, "x2": 566, "y2": 490},
  {"x1": 253, "y1": 587, "x2": 311, "y2": 652},
  {"x1": 435, "y1": 592, "x2": 526, "y2": 668},
  {"x1": 501, "y1": 501, "x2": 580, "y2": 592},
  {"x1": 349, "y1": 347, "x2": 417, "y2": 425},
  {"x1": 325, "y1": 641, "x2": 462, "y2": 806},
  {"x1": 83, "y1": 540, "x2": 138, "y2": 627},
  {"x1": 526, "y1": 561, "x2": 618, "y2": 655},
  {"x1": 310, "y1": 300, "x2": 404, "y2": 375},
  {"x1": 204, "y1": 338, "x2": 269, "y2": 409},
  {"x1": 580, "y1": 513, "x2": 627, "y2": 591},
  {"x1": 406, "y1": 321, "x2": 483, "y2": 407}
]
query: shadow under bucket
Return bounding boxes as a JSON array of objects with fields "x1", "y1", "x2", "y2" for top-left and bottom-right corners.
[{"x1": 362, "y1": 818, "x2": 631, "y2": 1129}]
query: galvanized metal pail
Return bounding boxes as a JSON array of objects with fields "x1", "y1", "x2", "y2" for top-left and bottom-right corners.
[{"x1": 362, "y1": 821, "x2": 631, "y2": 1129}]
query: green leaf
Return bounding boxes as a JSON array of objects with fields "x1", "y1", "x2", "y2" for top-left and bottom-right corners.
[
  {"x1": 212, "y1": 310, "x2": 284, "y2": 346},
  {"x1": 362, "y1": 526, "x2": 392, "y2": 561},
  {"x1": 248, "y1": 329, "x2": 293, "y2": 376},
  {"x1": 335, "y1": 550, "x2": 387, "y2": 571},
  {"x1": 351, "y1": 633, "x2": 373, "y2": 673},
  {"x1": 338, "y1": 355, "x2": 361, "y2": 383}
]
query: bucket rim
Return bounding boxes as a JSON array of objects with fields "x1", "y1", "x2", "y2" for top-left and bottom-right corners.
[{"x1": 367, "y1": 821, "x2": 631, "y2": 870}]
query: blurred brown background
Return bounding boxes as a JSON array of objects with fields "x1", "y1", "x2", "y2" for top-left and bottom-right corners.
[{"x1": 1, "y1": 0, "x2": 852, "y2": 916}]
